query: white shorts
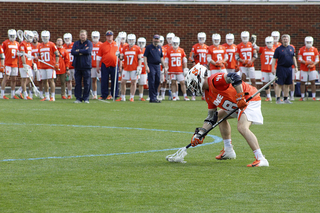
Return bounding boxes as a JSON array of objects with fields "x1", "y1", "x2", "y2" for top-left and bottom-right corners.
[
  {"x1": 122, "y1": 70, "x2": 137, "y2": 81},
  {"x1": 138, "y1": 74, "x2": 147, "y2": 85},
  {"x1": 32, "y1": 69, "x2": 41, "y2": 81},
  {"x1": 300, "y1": 70, "x2": 319, "y2": 82},
  {"x1": 67, "y1": 69, "x2": 74, "y2": 81},
  {"x1": 210, "y1": 69, "x2": 227, "y2": 76},
  {"x1": 160, "y1": 72, "x2": 165, "y2": 83},
  {"x1": 226, "y1": 101, "x2": 263, "y2": 125},
  {"x1": 0, "y1": 72, "x2": 3, "y2": 78},
  {"x1": 91, "y1": 68, "x2": 101, "y2": 79},
  {"x1": 5, "y1": 66, "x2": 18, "y2": 76},
  {"x1": 19, "y1": 67, "x2": 33, "y2": 78},
  {"x1": 40, "y1": 69, "x2": 56, "y2": 80},
  {"x1": 240, "y1": 66, "x2": 255, "y2": 79},
  {"x1": 261, "y1": 72, "x2": 275, "y2": 83},
  {"x1": 167, "y1": 73, "x2": 184, "y2": 82}
]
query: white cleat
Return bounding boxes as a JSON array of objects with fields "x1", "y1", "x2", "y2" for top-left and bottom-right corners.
[
  {"x1": 176, "y1": 96, "x2": 180, "y2": 100},
  {"x1": 247, "y1": 157, "x2": 269, "y2": 167},
  {"x1": 290, "y1": 96, "x2": 295, "y2": 101},
  {"x1": 172, "y1": 97, "x2": 177, "y2": 101},
  {"x1": 184, "y1": 96, "x2": 190, "y2": 101},
  {"x1": 191, "y1": 96, "x2": 196, "y2": 101},
  {"x1": 215, "y1": 148, "x2": 236, "y2": 160}
]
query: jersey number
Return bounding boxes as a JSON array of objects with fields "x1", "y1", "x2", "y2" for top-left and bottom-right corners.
[
  {"x1": 126, "y1": 55, "x2": 134, "y2": 65},
  {"x1": 222, "y1": 100, "x2": 238, "y2": 111},
  {"x1": 264, "y1": 55, "x2": 273, "y2": 65},
  {"x1": 198, "y1": 53, "x2": 206, "y2": 63},
  {"x1": 11, "y1": 49, "x2": 16, "y2": 58},
  {"x1": 171, "y1": 57, "x2": 181, "y2": 67},
  {"x1": 242, "y1": 52, "x2": 252, "y2": 60},
  {"x1": 69, "y1": 53, "x2": 74, "y2": 62},
  {"x1": 228, "y1": 53, "x2": 233, "y2": 62},
  {"x1": 41, "y1": 52, "x2": 50, "y2": 62}
]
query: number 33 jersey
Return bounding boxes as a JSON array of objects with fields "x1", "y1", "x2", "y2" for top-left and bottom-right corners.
[{"x1": 205, "y1": 73, "x2": 261, "y2": 111}]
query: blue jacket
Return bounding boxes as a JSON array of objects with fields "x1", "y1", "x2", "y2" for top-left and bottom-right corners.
[{"x1": 71, "y1": 39, "x2": 93, "y2": 70}]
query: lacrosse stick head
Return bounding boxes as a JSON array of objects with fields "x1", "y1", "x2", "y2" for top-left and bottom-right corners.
[
  {"x1": 8, "y1": 29, "x2": 17, "y2": 41},
  {"x1": 32, "y1": 31, "x2": 39, "y2": 42},
  {"x1": 118, "y1": 31, "x2": 127, "y2": 44},
  {"x1": 17, "y1": 30, "x2": 24, "y2": 42},
  {"x1": 166, "y1": 147, "x2": 187, "y2": 163},
  {"x1": 185, "y1": 63, "x2": 208, "y2": 96},
  {"x1": 32, "y1": 87, "x2": 40, "y2": 97}
]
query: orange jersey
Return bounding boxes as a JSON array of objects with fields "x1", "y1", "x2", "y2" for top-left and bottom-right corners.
[
  {"x1": 205, "y1": 73, "x2": 260, "y2": 111},
  {"x1": 207, "y1": 45, "x2": 227, "y2": 70},
  {"x1": 298, "y1": 46, "x2": 319, "y2": 71},
  {"x1": 31, "y1": 43, "x2": 40, "y2": 68},
  {"x1": 273, "y1": 42, "x2": 281, "y2": 48},
  {"x1": 259, "y1": 46, "x2": 276, "y2": 72},
  {"x1": 121, "y1": 45, "x2": 141, "y2": 71},
  {"x1": 0, "y1": 44, "x2": 3, "y2": 54},
  {"x1": 140, "y1": 47, "x2": 146, "y2": 74},
  {"x1": 91, "y1": 41, "x2": 102, "y2": 68},
  {"x1": 18, "y1": 41, "x2": 33, "y2": 68},
  {"x1": 236, "y1": 42, "x2": 255, "y2": 67},
  {"x1": 56, "y1": 47, "x2": 70, "y2": 74},
  {"x1": 38, "y1": 42, "x2": 58, "y2": 69},
  {"x1": 63, "y1": 42, "x2": 74, "y2": 69},
  {"x1": 166, "y1": 47, "x2": 186, "y2": 74},
  {"x1": 2, "y1": 40, "x2": 19, "y2": 67},
  {"x1": 190, "y1": 43, "x2": 208, "y2": 65},
  {"x1": 222, "y1": 43, "x2": 237, "y2": 69}
]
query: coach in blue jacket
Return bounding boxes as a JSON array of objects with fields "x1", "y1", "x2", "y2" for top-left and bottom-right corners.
[{"x1": 71, "y1": 30, "x2": 93, "y2": 103}]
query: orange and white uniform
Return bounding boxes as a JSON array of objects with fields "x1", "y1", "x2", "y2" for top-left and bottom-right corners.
[
  {"x1": 120, "y1": 44, "x2": 141, "y2": 80},
  {"x1": 0, "y1": 45, "x2": 4, "y2": 78},
  {"x1": 57, "y1": 46, "x2": 70, "y2": 75},
  {"x1": 222, "y1": 43, "x2": 238, "y2": 73},
  {"x1": 160, "y1": 46, "x2": 167, "y2": 83},
  {"x1": 138, "y1": 47, "x2": 147, "y2": 85},
  {"x1": 18, "y1": 41, "x2": 33, "y2": 78},
  {"x1": 63, "y1": 42, "x2": 74, "y2": 80},
  {"x1": 190, "y1": 43, "x2": 208, "y2": 65},
  {"x1": 38, "y1": 41, "x2": 58, "y2": 79},
  {"x1": 31, "y1": 43, "x2": 41, "y2": 81},
  {"x1": 259, "y1": 46, "x2": 276, "y2": 82},
  {"x1": 298, "y1": 46, "x2": 319, "y2": 82},
  {"x1": 207, "y1": 45, "x2": 227, "y2": 75},
  {"x1": 2, "y1": 39, "x2": 19, "y2": 76},
  {"x1": 165, "y1": 47, "x2": 187, "y2": 82},
  {"x1": 205, "y1": 73, "x2": 262, "y2": 124},
  {"x1": 91, "y1": 41, "x2": 102, "y2": 78},
  {"x1": 236, "y1": 42, "x2": 256, "y2": 79}
]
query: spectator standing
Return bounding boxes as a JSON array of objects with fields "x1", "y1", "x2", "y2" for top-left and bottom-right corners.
[
  {"x1": 56, "y1": 37, "x2": 70, "y2": 99},
  {"x1": 71, "y1": 30, "x2": 93, "y2": 103}
]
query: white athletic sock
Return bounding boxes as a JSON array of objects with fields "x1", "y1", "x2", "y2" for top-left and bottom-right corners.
[
  {"x1": 121, "y1": 95, "x2": 125, "y2": 99},
  {"x1": 1, "y1": 90, "x2": 4, "y2": 97},
  {"x1": 51, "y1": 93, "x2": 55, "y2": 98},
  {"x1": 301, "y1": 93, "x2": 305, "y2": 98},
  {"x1": 161, "y1": 88, "x2": 166, "y2": 97},
  {"x1": 40, "y1": 91, "x2": 43, "y2": 96},
  {"x1": 18, "y1": 87, "x2": 22, "y2": 93},
  {"x1": 23, "y1": 91, "x2": 28, "y2": 99},
  {"x1": 312, "y1": 93, "x2": 316, "y2": 98},
  {"x1": 267, "y1": 93, "x2": 271, "y2": 98},
  {"x1": 29, "y1": 90, "x2": 32, "y2": 97},
  {"x1": 282, "y1": 91, "x2": 284, "y2": 97},
  {"x1": 11, "y1": 90, "x2": 15, "y2": 97},
  {"x1": 223, "y1": 139, "x2": 232, "y2": 150},
  {"x1": 139, "y1": 93, "x2": 143, "y2": 98},
  {"x1": 183, "y1": 93, "x2": 187, "y2": 97},
  {"x1": 253, "y1": 149, "x2": 264, "y2": 160},
  {"x1": 45, "y1": 92, "x2": 49, "y2": 99},
  {"x1": 290, "y1": 91, "x2": 294, "y2": 98},
  {"x1": 68, "y1": 90, "x2": 72, "y2": 96},
  {"x1": 130, "y1": 95, "x2": 134, "y2": 99},
  {"x1": 94, "y1": 91, "x2": 97, "y2": 96},
  {"x1": 175, "y1": 91, "x2": 179, "y2": 97}
]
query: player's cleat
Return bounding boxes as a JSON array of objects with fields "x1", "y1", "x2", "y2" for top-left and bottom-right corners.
[
  {"x1": 201, "y1": 96, "x2": 205, "y2": 100},
  {"x1": 116, "y1": 97, "x2": 125, "y2": 102},
  {"x1": 92, "y1": 95, "x2": 97, "y2": 100},
  {"x1": 49, "y1": 97, "x2": 55, "y2": 102},
  {"x1": 73, "y1": 100, "x2": 82, "y2": 103},
  {"x1": 184, "y1": 96, "x2": 190, "y2": 101},
  {"x1": 157, "y1": 96, "x2": 162, "y2": 101},
  {"x1": 19, "y1": 93, "x2": 24, "y2": 99},
  {"x1": 106, "y1": 95, "x2": 112, "y2": 100},
  {"x1": 247, "y1": 157, "x2": 269, "y2": 167},
  {"x1": 284, "y1": 99, "x2": 292, "y2": 104},
  {"x1": 67, "y1": 95, "x2": 72, "y2": 99},
  {"x1": 146, "y1": 97, "x2": 150, "y2": 101},
  {"x1": 139, "y1": 97, "x2": 146, "y2": 101},
  {"x1": 172, "y1": 97, "x2": 177, "y2": 101},
  {"x1": 299, "y1": 98, "x2": 305, "y2": 101},
  {"x1": 13, "y1": 95, "x2": 20, "y2": 99},
  {"x1": 2, "y1": 95, "x2": 9, "y2": 99},
  {"x1": 39, "y1": 94, "x2": 44, "y2": 99},
  {"x1": 62, "y1": 96, "x2": 67, "y2": 99},
  {"x1": 176, "y1": 96, "x2": 180, "y2": 101},
  {"x1": 290, "y1": 96, "x2": 295, "y2": 101},
  {"x1": 191, "y1": 96, "x2": 196, "y2": 101},
  {"x1": 312, "y1": 97, "x2": 316, "y2": 101},
  {"x1": 276, "y1": 99, "x2": 284, "y2": 104},
  {"x1": 161, "y1": 95, "x2": 165, "y2": 100},
  {"x1": 265, "y1": 98, "x2": 272, "y2": 102},
  {"x1": 40, "y1": 97, "x2": 50, "y2": 101},
  {"x1": 130, "y1": 98, "x2": 134, "y2": 102},
  {"x1": 215, "y1": 148, "x2": 236, "y2": 160},
  {"x1": 84, "y1": 100, "x2": 89, "y2": 104},
  {"x1": 26, "y1": 96, "x2": 33, "y2": 100}
]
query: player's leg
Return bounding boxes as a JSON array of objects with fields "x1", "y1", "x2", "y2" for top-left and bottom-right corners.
[
  {"x1": 10, "y1": 67, "x2": 18, "y2": 99},
  {"x1": 138, "y1": 74, "x2": 147, "y2": 101},
  {"x1": 178, "y1": 73, "x2": 189, "y2": 101},
  {"x1": 41, "y1": 69, "x2": 50, "y2": 101},
  {"x1": 67, "y1": 69, "x2": 74, "y2": 99},
  {"x1": 130, "y1": 79, "x2": 137, "y2": 102},
  {"x1": 171, "y1": 78, "x2": 177, "y2": 101},
  {"x1": 117, "y1": 70, "x2": 127, "y2": 101},
  {"x1": 1, "y1": 67, "x2": 9, "y2": 99},
  {"x1": 91, "y1": 68, "x2": 98, "y2": 99},
  {"x1": 309, "y1": 71, "x2": 318, "y2": 100},
  {"x1": 60, "y1": 73, "x2": 66, "y2": 99},
  {"x1": 249, "y1": 67, "x2": 256, "y2": 88},
  {"x1": 283, "y1": 69, "x2": 292, "y2": 104}
]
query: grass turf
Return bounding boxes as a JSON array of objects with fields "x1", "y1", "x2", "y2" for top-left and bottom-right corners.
[{"x1": 0, "y1": 97, "x2": 319, "y2": 212}]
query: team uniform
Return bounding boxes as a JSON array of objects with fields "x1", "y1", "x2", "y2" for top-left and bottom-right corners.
[
  {"x1": 259, "y1": 46, "x2": 276, "y2": 83},
  {"x1": 222, "y1": 43, "x2": 239, "y2": 74},
  {"x1": 57, "y1": 46, "x2": 70, "y2": 75},
  {"x1": 298, "y1": 46, "x2": 319, "y2": 82},
  {"x1": 2, "y1": 39, "x2": 19, "y2": 77},
  {"x1": 190, "y1": 43, "x2": 208, "y2": 65},
  {"x1": 207, "y1": 45, "x2": 227, "y2": 75},
  {"x1": 165, "y1": 47, "x2": 186, "y2": 82},
  {"x1": 237, "y1": 42, "x2": 256, "y2": 79},
  {"x1": 138, "y1": 47, "x2": 147, "y2": 86},
  {"x1": 120, "y1": 44, "x2": 141, "y2": 80},
  {"x1": 38, "y1": 41, "x2": 58, "y2": 79},
  {"x1": 0, "y1": 45, "x2": 4, "y2": 78},
  {"x1": 91, "y1": 41, "x2": 102, "y2": 79},
  {"x1": 31, "y1": 43, "x2": 41, "y2": 81},
  {"x1": 160, "y1": 46, "x2": 167, "y2": 83},
  {"x1": 18, "y1": 41, "x2": 33, "y2": 78},
  {"x1": 63, "y1": 42, "x2": 74, "y2": 80}
]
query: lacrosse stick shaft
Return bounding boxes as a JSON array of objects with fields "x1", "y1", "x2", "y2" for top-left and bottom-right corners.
[
  {"x1": 38, "y1": 59, "x2": 54, "y2": 69},
  {"x1": 185, "y1": 76, "x2": 278, "y2": 149}
]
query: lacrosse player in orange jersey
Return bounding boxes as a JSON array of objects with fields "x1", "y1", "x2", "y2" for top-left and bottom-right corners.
[
  {"x1": 207, "y1": 33, "x2": 228, "y2": 76},
  {"x1": 137, "y1": 37, "x2": 147, "y2": 101},
  {"x1": 117, "y1": 34, "x2": 142, "y2": 102},
  {"x1": 63, "y1": 33, "x2": 74, "y2": 99},
  {"x1": 287, "y1": 35, "x2": 297, "y2": 101},
  {"x1": 253, "y1": 36, "x2": 276, "y2": 102},
  {"x1": 222, "y1": 33, "x2": 240, "y2": 76},
  {"x1": 298, "y1": 36, "x2": 319, "y2": 101},
  {"x1": 235, "y1": 31, "x2": 258, "y2": 88},
  {"x1": 1, "y1": 29, "x2": 20, "y2": 99},
  {"x1": 272, "y1": 31, "x2": 281, "y2": 48},
  {"x1": 186, "y1": 64, "x2": 269, "y2": 167},
  {"x1": 38, "y1": 30, "x2": 60, "y2": 101},
  {"x1": 91, "y1": 31, "x2": 102, "y2": 99},
  {"x1": 0, "y1": 44, "x2": 4, "y2": 77},
  {"x1": 56, "y1": 37, "x2": 70, "y2": 99},
  {"x1": 165, "y1": 37, "x2": 189, "y2": 101}
]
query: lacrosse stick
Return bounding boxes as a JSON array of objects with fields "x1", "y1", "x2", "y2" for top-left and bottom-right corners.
[
  {"x1": 28, "y1": 73, "x2": 40, "y2": 97},
  {"x1": 113, "y1": 36, "x2": 121, "y2": 101},
  {"x1": 17, "y1": 30, "x2": 24, "y2": 42},
  {"x1": 166, "y1": 76, "x2": 278, "y2": 163}
]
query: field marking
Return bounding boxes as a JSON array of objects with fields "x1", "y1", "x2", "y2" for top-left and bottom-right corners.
[{"x1": 0, "y1": 123, "x2": 222, "y2": 162}]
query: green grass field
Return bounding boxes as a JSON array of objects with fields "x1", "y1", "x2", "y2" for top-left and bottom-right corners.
[{"x1": 0, "y1": 96, "x2": 319, "y2": 213}]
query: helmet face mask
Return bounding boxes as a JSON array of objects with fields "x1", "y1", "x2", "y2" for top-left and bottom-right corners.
[
  {"x1": 63, "y1": 33, "x2": 72, "y2": 45},
  {"x1": 198, "y1": 32, "x2": 206, "y2": 44},
  {"x1": 186, "y1": 63, "x2": 208, "y2": 96},
  {"x1": 118, "y1": 32, "x2": 127, "y2": 44},
  {"x1": 172, "y1": 37, "x2": 180, "y2": 49},
  {"x1": 91, "y1": 31, "x2": 100, "y2": 43},
  {"x1": 226, "y1": 33, "x2": 234, "y2": 45},
  {"x1": 241, "y1": 31, "x2": 250, "y2": 43},
  {"x1": 271, "y1": 31, "x2": 280, "y2": 43},
  {"x1": 41, "y1": 31, "x2": 50, "y2": 43},
  {"x1": 166, "y1": 33, "x2": 175, "y2": 45},
  {"x1": 8, "y1": 29, "x2": 17, "y2": 41},
  {"x1": 305, "y1": 36, "x2": 313, "y2": 49},
  {"x1": 265, "y1": 36, "x2": 274, "y2": 49},
  {"x1": 32, "y1": 31, "x2": 39, "y2": 43},
  {"x1": 159, "y1": 36, "x2": 164, "y2": 46},
  {"x1": 127, "y1": 34, "x2": 136, "y2": 46},
  {"x1": 212, "y1": 34, "x2": 221, "y2": 46},
  {"x1": 137, "y1": 37, "x2": 146, "y2": 49}
]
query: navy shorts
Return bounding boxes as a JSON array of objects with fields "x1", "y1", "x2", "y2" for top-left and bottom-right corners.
[{"x1": 276, "y1": 66, "x2": 292, "y2": 85}]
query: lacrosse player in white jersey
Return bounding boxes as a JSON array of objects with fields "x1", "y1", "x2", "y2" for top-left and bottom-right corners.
[{"x1": 63, "y1": 33, "x2": 74, "y2": 99}]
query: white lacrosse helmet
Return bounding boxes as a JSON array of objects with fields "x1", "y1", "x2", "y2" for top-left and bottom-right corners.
[
  {"x1": 24, "y1": 30, "x2": 34, "y2": 43},
  {"x1": 271, "y1": 31, "x2": 280, "y2": 42},
  {"x1": 265, "y1": 36, "x2": 274, "y2": 49},
  {"x1": 166, "y1": 33, "x2": 175, "y2": 44},
  {"x1": 159, "y1": 36, "x2": 165, "y2": 46},
  {"x1": 137, "y1": 37, "x2": 146, "y2": 49},
  {"x1": 212, "y1": 33, "x2": 221, "y2": 46},
  {"x1": 8, "y1": 29, "x2": 17, "y2": 41},
  {"x1": 127, "y1": 34, "x2": 136, "y2": 46},
  {"x1": 241, "y1": 31, "x2": 250, "y2": 43},
  {"x1": 41, "y1": 30, "x2": 50, "y2": 43},
  {"x1": 172, "y1": 37, "x2": 180, "y2": 49},
  {"x1": 198, "y1": 32, "x2": 206, "y2": 44},
  {"x1": 305, "y1": 36, "x2": 313, "y2": 49},
  {"x1": 32, "y1": 31, "x2": 39, "y2": 39},
  {"x1": 226, "y1": 33, "x2": 234, "y2": 45},
  {"x1": 118, "y1": 32, "x2": 127, "y2": 44},
  {"x1": 185, "y1": 63, "x2": 208, "y2": 96},
  {"x1": 63, "y1": 33, "x2": 72, "y2": 44},
  {"x1": 91, "y1": 31, "x2": 100, "y2": 43}
]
